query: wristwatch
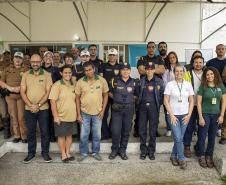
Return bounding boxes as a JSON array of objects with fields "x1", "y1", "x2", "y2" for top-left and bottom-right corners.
[{"x1": 38, "y1": 103, "x2": 42, "y2": 107}]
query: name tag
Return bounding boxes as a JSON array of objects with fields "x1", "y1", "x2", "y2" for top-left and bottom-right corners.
[{"x1": 212, "y1": 98, "x2": 217, "y2": 105}]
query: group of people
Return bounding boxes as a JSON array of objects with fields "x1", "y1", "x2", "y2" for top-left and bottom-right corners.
[{"x1": 0, "y1": 42, "x2": 225, "y2": 170}]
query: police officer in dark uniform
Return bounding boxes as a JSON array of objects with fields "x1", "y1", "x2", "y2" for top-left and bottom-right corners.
[
  {"x1": 135, "y1": 41, "x2": 165, "y2": 137},
  {"x1": 137, "y1": 62, "x2": 164, "y2": 160},
  {"x1": 99, "y1": 48, "x2": 120, "y2": 140},
  {"x1": 108, "y1": 63, "x2": 138, "y2": 160}
]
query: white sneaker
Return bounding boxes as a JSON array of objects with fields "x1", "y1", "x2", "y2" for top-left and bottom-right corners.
[
  {"x1": 166, "y1": 130, "x2": 172, "y2": 137},
  {"x1": 217, "y1": 129, "x2": 222, "y2": 137}
]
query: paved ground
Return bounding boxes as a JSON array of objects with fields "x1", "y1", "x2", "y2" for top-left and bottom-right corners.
[{"x1": 0, "y1": 153, "x2": 223, "y2": 185}]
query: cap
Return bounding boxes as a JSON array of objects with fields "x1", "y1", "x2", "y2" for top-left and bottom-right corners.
[
  {"x1": 80, "y1": 50, "x2": 90, "y2": 57},
  {"x1": 120, "y1": 62, "x2": 131, "y2": 70},
  {"x1": 145, "y1": 62, "x2": 155, "y2": 69},
  {"x1": 43, "y1": 51, "x2": 53, "y2": 57},
  {"x1": 108, "y1": 48, "x2": 118, "y2": 55},
  {"x1": 14, "y1": 52, "x2": 24, "y2": 59},
  {"x1": 3, "y1": 50, "x2": 10, "y2": 55}
]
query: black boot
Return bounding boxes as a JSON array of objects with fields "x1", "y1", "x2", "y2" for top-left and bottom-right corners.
[{"x1": 3, "y1": 117, "x2": 11, "y2": 139}]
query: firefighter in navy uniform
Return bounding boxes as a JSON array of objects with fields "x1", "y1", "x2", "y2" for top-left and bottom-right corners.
[
  {"x1": 108, "y1": 63, "x2": 138, "y2": 160},
  {"x1": 137, "y1": 62, "x2": 164, "y2": 160},
  {"x1": 134, "y1": 41, "x2": 165, "y2": 137},
  {"x1": 99, "y1": 48, "x2": 121, "y2": 140}
]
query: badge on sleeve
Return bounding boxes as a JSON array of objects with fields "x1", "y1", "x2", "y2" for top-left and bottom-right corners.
[
  {"x1": 127, "y1": 87, "x2": 133, "y2": 93},
  {"x1": 114, "y1": 69, "x2": 119, "y2": 75}
]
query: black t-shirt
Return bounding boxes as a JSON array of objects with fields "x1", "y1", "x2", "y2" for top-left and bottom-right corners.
[
  {"x1": 90, "y1": 57, "x2": 103, "y2": 74},
  {"x1": 206, "y1": 58, "x2": 226, "y2": 77}
]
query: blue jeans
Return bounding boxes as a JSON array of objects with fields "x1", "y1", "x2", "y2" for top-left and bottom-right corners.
[
  {"x1": 196, "y1": 113, "x2": 218, "y2": 157},
  {"x1": 164, "y1": 105, "x2": 171, "y2": 131},
  {"x1": 183, "y1": 106, "x2": 198, "y2": 148},
  {"x1": 25, "y1": 109, "x2": 50, "y2": 156},
  {"x1": 167, "y1": 114, "x2": 188, "y2": 161},
  {"x1": 80, "y1": 112, "x2": 102, "y2": 155}
]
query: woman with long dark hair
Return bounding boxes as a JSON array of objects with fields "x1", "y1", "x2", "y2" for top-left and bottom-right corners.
[{"x1": 196, "y1": 67, "x2": 226, "y2": 168}]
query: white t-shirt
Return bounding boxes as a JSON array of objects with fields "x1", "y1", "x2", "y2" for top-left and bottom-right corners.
[
  {"x1": 192, "y1": 70, "x2": 203, "y2": 105},
  {"x1": 164, "y1": 80, "x2": 194, "y2": 115}
]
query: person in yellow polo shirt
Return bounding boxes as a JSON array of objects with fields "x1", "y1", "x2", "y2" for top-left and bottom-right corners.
[
  {"x1": 49, "y1": 65, "x2": 77, "y2": 163},
  {"x1": 75, "y1": 61, "x2": 109, "y2": 161},
  {"x1": 20, "y1": 54, "x2": 53, "y2": 164}
]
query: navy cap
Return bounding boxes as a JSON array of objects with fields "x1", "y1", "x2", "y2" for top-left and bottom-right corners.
[
  {"x1": 120, "y1": 62, "x2": 131, "y2": 70},
  {"x1": 145, "y1": 62, "x2": 155, "y2": 69}
]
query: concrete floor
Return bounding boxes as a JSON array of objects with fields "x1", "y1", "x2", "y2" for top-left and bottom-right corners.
[{"x1": 0, "y1": 153, "x2": 223, "y2": 185}]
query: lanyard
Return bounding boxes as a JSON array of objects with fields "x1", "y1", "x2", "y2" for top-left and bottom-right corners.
[
  {"x1": 176, "y1": 80, "x2": 183, "y2": 97},
  {"x1": 193, "y1": 71, "x2": 202, "y2": 82},
  {"x1": 210, "y1": 87, "x2": 217, "y2": 97}
]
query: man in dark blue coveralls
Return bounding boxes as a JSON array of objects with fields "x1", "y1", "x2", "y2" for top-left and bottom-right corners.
[
  {"x1": 137, "y1": 62, "x2": 164, "y2": 160},
  {"x1": 108, "y1": 63, "x2": 138, "y2": 160}
]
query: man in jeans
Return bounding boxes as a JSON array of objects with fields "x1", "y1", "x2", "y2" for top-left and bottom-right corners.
[
  {"x1": 75, "y1": 61, "x2": 108, "y2": 161},
  {"x1": 21, "y1": 54, "x2": 53, "y2": 163}
]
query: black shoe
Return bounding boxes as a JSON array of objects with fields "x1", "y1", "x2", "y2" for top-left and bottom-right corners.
[
  {"x1": 219, "y1": 138, "x2": 226, "y2": 145},
  {"x1": 21, "y1": 139, "x2": 27, "y2": 143},
  {"x1": 148, "y1": 153, "x2": 155, "y2": 160},
  {"x1": 42, "y1": 154, "x2": 52, "y2": 163},
  {"x1": 133, "y1": 132, "x2": 139, "y2": 138},
  {"x1": 23, "y1": 155, "x2": 35, "y2": 164},
  {"x1": 140, "y1": 153, "x2": 146, "y2": 160},
  {"x1": 119, "y1": 153, "x2": 128, "y2": 160},
  {"x1": 50, "y1": 137, "x2": 57, "y2": 143},
  {"x1": 62, "y1": 158, "x2": 69, "y2": 163},
  {"x1": 68, "y1": 156, "x2": 75, "y2": 161},
  {"x1": 12, "y1": 138, "x2": 21, "y2": 143},
  {"x1": 109, "y1": 152, "x2": 118, "y2": 160},
  {"x1": 156, "y1": 131, "x2": 161, "y2": 137}
]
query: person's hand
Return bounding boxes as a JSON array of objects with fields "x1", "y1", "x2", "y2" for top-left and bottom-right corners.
[
  {"x1": 199, "y1": 117, "x2": 205, "y2": 127},
  {"x1": 54, "y1": 116, "x2": 61, "y2": 125},
  {"x1": 77, "y1": 114, "x2": 83, "y2": 124},
  {"x1": 170, "y1": 115, "x2": 178, "y2": 126},
  {"x1": 30, "y1": 104, "x2": 39, "y2": 113},
  {"x1": 98, "y1": 110, "x2": 104, "y2": 120},
  {"x1": 183, "y1": 115, "x2": 190, "y2": 125},
  {"x1": 217, "y1": 115, "x2": 224, "y2": 125}
]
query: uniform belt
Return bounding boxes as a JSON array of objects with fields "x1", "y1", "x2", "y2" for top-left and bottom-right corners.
[{"x1": 112, "y1": 103, "x2": 133, "y2": 110}]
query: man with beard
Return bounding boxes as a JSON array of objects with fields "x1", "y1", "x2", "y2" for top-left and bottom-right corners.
[
  {"x1": 53, "y1": 51, "x2": 62, "y2": 68},
  {"x1": 71, "y1": 47, "x2": 81, "y2": 65},
  {"x1": 88, "y1": 44, "x2": 103, "y2": 74},
  {"x1": 21, "y1": 54, "x2": 53, "y2": 163},
  {"x1": 158, "y1": 41, "x2": 168, "y2": 64}
]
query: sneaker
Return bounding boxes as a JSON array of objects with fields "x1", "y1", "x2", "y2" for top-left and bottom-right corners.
[
  {"x1": 219, "y1": 138, "x2": 226, "y2": 145},
  {"x1": 119, "y1": 153, "x2": 128, "y2": 160},
  {"x1": 217, "y1": 129, "x2": 222, "y2": 137},
  {"x1": 92, "y1": 153, "x2": 102, "y2": 161},
  {"x1": 184, "y1": 147, "x2": 191, "y2": 158},
  {"x1": 198, "y1": 156, "x2": 207, "y2": 168},
  {"x1": 206, "y1": 156, "x2": 214, "y2": 168},
  {"x1": 77, "y1": 154, "x2": 88, "y2": 162},
  {"x1": 42, "y1": 154, "x2": 52, "y2": 163},
  {"x1": 179, "y1": 160, "x2": 187, "y2": 170},
  {"x1": 12, "y1": 138, "x2": 21, "y2": 143},
  {"x1": 170, "y1": 156, "x2": 179, "y2": 166},
  {"x1": 166, "y1": 130, "x2": 171, "y2": 137},
  {"x1": 109, "y1": 152, "x2": 118, "y2": 160},
  {"x1": 23, "y1": 155, "x2": 35, "y2": 164}
]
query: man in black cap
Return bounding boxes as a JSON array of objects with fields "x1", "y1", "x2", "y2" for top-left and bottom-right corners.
[
  {"x1": 108, "y1": 62, "x2": 138, "y2": 160},
  {"x1": 137, "y1": 62, "x2": 164, "y2": 160}
]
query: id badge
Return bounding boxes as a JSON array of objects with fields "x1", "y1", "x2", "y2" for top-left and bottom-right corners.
[
  {"x1": 212, "y1": 98, "x2": 217, "y2": 105},
  {"x1": 178, "y1": 96, "x2": 182, "y2": 103}
]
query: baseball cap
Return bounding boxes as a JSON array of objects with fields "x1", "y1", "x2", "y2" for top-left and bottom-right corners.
[
  {"x1": 145, "y1": 62, "x2": 155, "y2": 69},
  {"x1": 108, "y1": 48, "x2": 118, "y2": 55},
  {"x1": 43, "y1": 51, "x2": 53, "y2": 57},
  {"x1": 80, "y1": 50, "x2": 90, "y2": 57},
  {"x1": 3, "y1": 50, "x2": 10, "y2": 55},
  {"x1": 120, "y1": 62, "x2": 131, "y2": 70},
  {"x1": 14, "y1": 52, "x2": 24, "y2": 59}
]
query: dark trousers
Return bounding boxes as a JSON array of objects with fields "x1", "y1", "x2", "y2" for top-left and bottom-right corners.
[
  {"x1": 196, "y1": 113, "x2": 218, "y2": 157},
  {"x1": 139, "y1": 103, "x2": 159, "y2": 155},
  {"x1": 111, "y1": 105, "x2": 134, "y2": 154},
  {"x1": 48, "y1": 109, "x2": 56, "y2": 141},
  {"x1": 25, "y1": 109, "x2": 50, "y2": 156},
  {"x1": 183, "y1": 106, "x2": 198, "y2": 148},
  {"x1": 101, "y1": 98, "x2": 113, "y2": 139},
  {"x1": 133, "y1": 105, "x2": 139, "y2": 134}
]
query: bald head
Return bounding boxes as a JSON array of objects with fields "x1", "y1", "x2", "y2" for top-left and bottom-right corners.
[{"x1": 30, "y1": 54, "x2": 42, "y2": 71}]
